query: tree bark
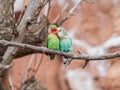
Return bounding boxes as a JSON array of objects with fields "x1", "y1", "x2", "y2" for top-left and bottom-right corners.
[
  {"x1": 0, "y1": 0, "x2": 15, "y2": 60},
  {"x1": 0, "y1": 0, "x2": 48, "y2": 89},
  {"x1": 0, "y1": 0, "x2": 48, "y2": 76},
  {"x1": 0, "y1": 0, "x2": 48, "y2": 59}
]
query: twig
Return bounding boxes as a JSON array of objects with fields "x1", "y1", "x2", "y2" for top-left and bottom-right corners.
[
  {"x1": 52, "y1": 14, "x2": 60, "y2": 24},
  {"x1": 8, "y1": 76, "x2": 15, "y2": 90},
  {"x1": 17, "y1": 0, "x2": 27, "y2": 26},
  {"x1": 0, "y1": 0, "x2": 48, "y2": 76},
  {"x1": 34, "y1": 54, "x2": 44, "y2": 75},
  {"x1": 25, "y1": 54, "x2": 44, "y2": 79},
  {"x1": 82, "y1": 60, "x2": 89, "y2": 69},
  {"x1": 18, "y1": 73, "x2": 24, "y2": 86},
  {"x1": 26, "y1": 54, "x2": 35, "y2": 79},
  {"x1": 10, "y1": 0, "x2": 18, "y2": 35},
  {"x1": 0, "y1": 64, "x2": 12, "y2": 70},
  {"x1": 83, "y1": 0, "x2": 95, "y2": 4},
  {"x1": 52, "y1": 2, "x2": 69, "y2": 24},
  {"x1": 0, "y1": 40, "x2": 120, "y2": 61},
  {"x1": 64, "y1": 58, "x2": 72, "y2": 68},
  {"x1": 47, "y1": 0, "x2": 51, "y2": 17},
  {"x1": 79, "y1": 50, "x2": 90, "y2": 68},
  {"x1": 58, "y1": 0, "x2": 83, "y2": 26}
]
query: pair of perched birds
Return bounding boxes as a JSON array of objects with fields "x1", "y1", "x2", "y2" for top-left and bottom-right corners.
[{"x1": 46, "y1": 25, "x2": 73, "y2": 60}]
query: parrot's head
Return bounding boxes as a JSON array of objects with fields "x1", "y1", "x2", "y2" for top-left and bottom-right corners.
[
  {"x1": 56, "y1": 27, "x2": 68, "y2": 39},
  {"x1": 48, "y1": 25, "x2": 58, "y2": 34}
]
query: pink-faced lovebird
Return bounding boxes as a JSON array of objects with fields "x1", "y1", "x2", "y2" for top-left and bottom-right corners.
[
  {"x1": 57, "y1": 27, "x2": 73, "y2": 66},
  {"x1": 57, "y1": 27, "x2": 73, "y2": 52}
]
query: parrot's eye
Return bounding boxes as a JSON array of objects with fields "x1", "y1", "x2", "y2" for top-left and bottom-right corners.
[{"x1": 59, "y1": 29, "x2": 61, "y2": 31}]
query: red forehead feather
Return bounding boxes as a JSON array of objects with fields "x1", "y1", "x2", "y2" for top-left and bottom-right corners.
[{"x1": 51, "y1": 28, "x2": 57, "y2": 32}]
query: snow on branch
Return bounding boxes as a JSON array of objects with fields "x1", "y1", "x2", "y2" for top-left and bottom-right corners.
[{"x1": 0, "y1": 40, "x2": 120, "y2": 61}]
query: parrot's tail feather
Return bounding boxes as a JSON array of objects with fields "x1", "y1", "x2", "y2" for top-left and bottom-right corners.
[{"x1": 50, "y1": 54, "x2": 55, "y2": 60}]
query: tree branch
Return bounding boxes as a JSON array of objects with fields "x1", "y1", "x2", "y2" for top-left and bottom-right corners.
[
  {"x1": 0, "y1": 40, "x2": 120, "y2": 61},
  {"x1": 58, "y1": 0, "x2": 83, "y2": 26},
  {"x1": 0, "y1": 0, "x2": 48, "y2": 76},
  {"x1": 0, "y1": 13, "x2": 48, "y2": 59}
]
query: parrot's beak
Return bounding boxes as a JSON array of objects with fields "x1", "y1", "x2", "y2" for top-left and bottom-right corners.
[
  {"x1": 55, "y1": 28, "x2": 61, "y2": 34},
  {"x1": 55, "y1": 30, "x2": 60, "y2": 33}
]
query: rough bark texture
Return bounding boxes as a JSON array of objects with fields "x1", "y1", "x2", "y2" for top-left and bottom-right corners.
[
  {"x1": 0, "y1": 0, "x2": 48, "y2": 59},
  {"x1": 0, "y1": 0, "x2": 15, "y2": 60},
  {"x1": 15, "y1": 13, "x2": 48, "y2": 58},
  {"x1": 20, "y1": 76, "x2": 46, "y2": 90},
  {"x1": 0, "y1": 0, "x2": 48, "y2": 89}
]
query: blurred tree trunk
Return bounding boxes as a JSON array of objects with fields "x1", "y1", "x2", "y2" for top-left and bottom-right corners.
[
  {"x1": 0, "y1": 0, "x2": 48, "y2": 89},
  {"x1": 0, "y1": 0, "x2": 15, "y2": 60}
]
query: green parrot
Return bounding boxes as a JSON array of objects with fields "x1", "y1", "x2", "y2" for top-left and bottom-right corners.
[
  {"x1": 46, "y1": 25, "x2": 59, "y2": 60},
  {"x1": 56, "y1": 27, "x2": 73, "y2": 66}
]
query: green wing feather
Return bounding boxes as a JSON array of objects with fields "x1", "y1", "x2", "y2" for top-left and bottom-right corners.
[{"x1": 46, "y1": 34, "x2": 59, "y2": 60}]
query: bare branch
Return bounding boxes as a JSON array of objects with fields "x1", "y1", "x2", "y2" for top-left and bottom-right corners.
[
  {"x1": 58, "y1": 0, "x2": 83, "y2": 26},
  {"x1": 26, "y1": 54, "x2": 35, "y2": 80},
  {"x1": 0, "y1": 64, "x2": 12, "y2": 70},
  {"x1": 0, "y1": 0, "x2": 48, "y2": 76},
  {"x1": 47, "y1": 0, "x2": 52, "y2": 17},
  {"x1": 34, "y1": 54, "x2": 44, "y2": 76},
  {"x1": 0, "y1": 40, "x2": 120, "y2": 61},
  {"x1": 83, "y1": 0, "x2": 95, "y2": 4},
  {"x1": 82, "y1": 60, "x2": 89, "y2": 68},
  {"x1": 8, "y1": 76, "x2": 15, "y2": 90},
  {"x1": 2, "y1": 0, "x2": 38, "y2": 65}
]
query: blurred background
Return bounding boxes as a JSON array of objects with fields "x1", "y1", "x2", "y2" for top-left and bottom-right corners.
[{"x1": 3, "y1": 0, "x2": 120, "y2": 90}]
